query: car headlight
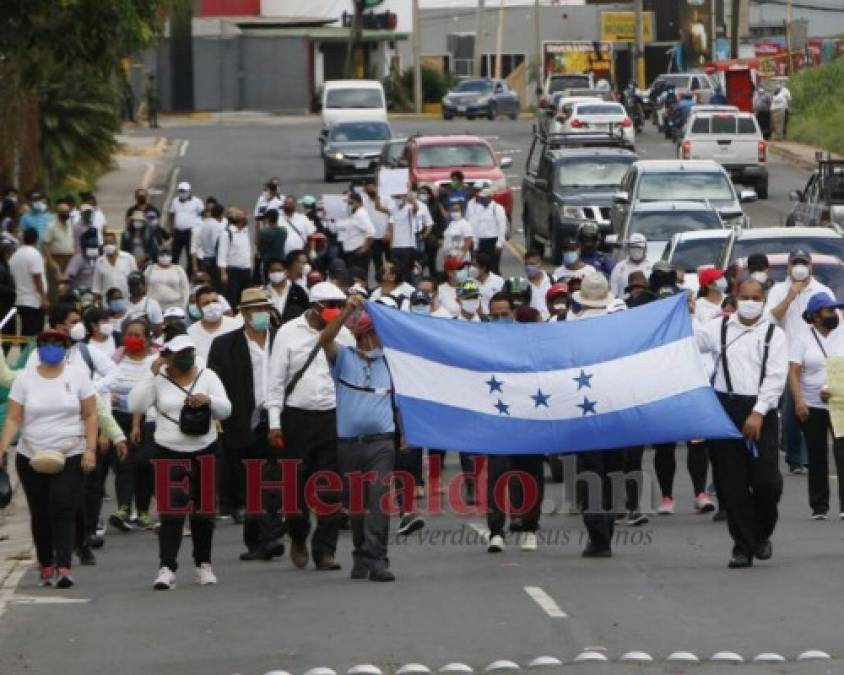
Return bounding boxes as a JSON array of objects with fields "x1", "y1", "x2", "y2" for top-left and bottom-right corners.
[
  {"x1": 489, "y1": 178, "x2": 507, "y2": 193},
  {"x1": 477, "y1": 96, "x2": 491, "y2": 105},
  {"x1": 561, "y1": 205, "x2": 587, "y2": 220},
  {"x1": 332, "y1": 151, "x2": 344, "y2": 160}
]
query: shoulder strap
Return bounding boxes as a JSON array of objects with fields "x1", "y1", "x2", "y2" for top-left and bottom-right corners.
[
  {"x1": 78, "y1": 342, "x2": 95, "y2": 379},
  {"x1": 810, "y1": 327, "x2": 829, "y2": 359},
  {"x1": 717, "y1": 315, "x2": 733, "y2": 393},
  {"x1": 162, "y1": 369, "x2": 203, "y2": 397},
  {"x1": 759, "y1": 323, "x2": 776, "y2": 387},
  {"x1": 284, "y1": 341, "x2": 321, "y2": 399},
  {"x1": 284, "y1": 216, "x2": 305, "y2": 244}
]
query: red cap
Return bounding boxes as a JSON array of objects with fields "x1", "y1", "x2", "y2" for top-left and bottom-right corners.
[
  {"x1": 697, "y1": 268, "x2": 725, "y2": 289},
  {"x1": 444, "y1": 256, "x2": 465, "y2": 272},
  {"x1": 353, "y1": 311, "x2": 375, "y2": 337},
  {"x1": 546, "y1": 282, "x2": 569, "y2": 303},
  {"x1": 36, "y1": 329, "x2": 72, "y2": 346}
]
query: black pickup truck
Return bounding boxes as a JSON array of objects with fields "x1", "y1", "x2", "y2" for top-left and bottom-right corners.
[{"x1": 521, "y1": 133, "x2": 639, "y2": 263}]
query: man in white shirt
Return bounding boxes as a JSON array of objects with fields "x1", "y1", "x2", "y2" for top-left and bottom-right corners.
[
  {"x1": 192, "y1": 202, "x2": 227, "y2": 282},
  {"x1": 340, "y1": 192, "x2": 376, "y2": 274},
  {"x1": 468, "y1": 188, "x2": 507, "y2": 274},
  {"x1": 187, "y1": 286, "x2": 241, "y2": 359},
  {"x1": 253, "y1": 180, "x2": 284, "y2": 224},
  {"x1": 217, "y1": 209, "x2": 253, "y2": 310},
  {"x1": 770, "y1": 86, "x2": 789, "y2": 141},
  {"x1": 696, "y1": 277, "x2": 787, "y2": 569},
  {"x1": 168, "y1": 181, "x2": 204, "y2": 274},
  {"x1": 280, "y1": 196, "x2": 316, "y2": 256},
  {"x1": 362, "y1": 179, "x2": 390, "y2": 279},
  {"x1": 388, "y1": 191, "x2": 431, "y2": 281},
  {"x1": 93, "y1": 230, "x2": 137, "y2": 300},
  {"x1": 267, "y1": 281, "x2": 354, "y2": 571},
  {"x1": 9, "y1": 228, "x2": 48, "y2": 338},
  {"x1": 524, "y1": 249, "x2": 552, "y2": 321},
  {"x1": 474, "y1": 251, "x2": 504, "y2": 317},
  {"x1": 415, "y1": 277, "x2": 453, "y2": 318},
  {"x1": 126, "y1": 271, "x2": 164, "y2": 332},
  {"x1": 609, "y1": 233, "x2": 652, "y2": 298}
]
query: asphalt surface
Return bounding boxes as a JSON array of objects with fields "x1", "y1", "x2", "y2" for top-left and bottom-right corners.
[{"x1": 1, "y1": 117, "x2": 840, "y2": 675}]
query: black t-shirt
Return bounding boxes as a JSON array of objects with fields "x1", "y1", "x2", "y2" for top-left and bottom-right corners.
[{"x1": 125, "y1": 204, "x2": 161, "y2": 222}]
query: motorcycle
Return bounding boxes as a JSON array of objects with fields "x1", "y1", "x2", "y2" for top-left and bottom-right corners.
[{"x1": 622, "y1": 86, "x2": 645, "y2": 134}]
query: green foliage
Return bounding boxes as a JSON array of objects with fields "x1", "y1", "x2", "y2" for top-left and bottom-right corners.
[
  {"x1": 788, "y1": 60, "x2": 844, "y2": 154},
  {"x1": 386, "y1": 67, "x2": 458, "y2": 108}
]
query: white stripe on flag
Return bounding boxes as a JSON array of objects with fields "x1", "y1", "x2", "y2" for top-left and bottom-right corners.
[{"x1": 384, "y1": 336, "x2": 708, "y2": 421}]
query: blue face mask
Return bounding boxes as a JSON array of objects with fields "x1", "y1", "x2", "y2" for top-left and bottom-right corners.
[
  {"x1": 524, "y1": 265, "x2": 541, "y2": 278},
  {"x1": 249, "y1": 311, "x2": 270, "y2": 332},
  {"x1": 187, "y1": 304, "x2": 202, "y2": 321},
  {"x1": 456, "y1": 268, "x2": 470, "y2": 284},
  {"x1": 479, "y1": 197, "x2": 491, "y2": 207},
  {"x1": 109, "y1": 298, "x2": 128, "y2": 313},
  {"x1": 364, "y1": 348, "x2": 384, "y2": 360},
  {"x1": 38, "y1": 344, "x2": 66, "y2": 365},
  {"x1": 563, "y1": 251, "x2": 579, "y2": 265},
  {"x1": 411, "y1": 305, "x2": 430, "y2": 315},
  {"x1": 32, "y1": 201, "x2": 47, "y2": 213}
]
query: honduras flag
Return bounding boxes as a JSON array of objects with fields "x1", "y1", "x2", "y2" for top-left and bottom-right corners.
[{"x1": 366, "y1": 295, "x2": 741, "y2": 455}]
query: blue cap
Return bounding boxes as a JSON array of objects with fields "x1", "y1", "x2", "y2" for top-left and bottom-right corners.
[{"x1": 802, "y1": 292, "x2": 844, "y2": 322}]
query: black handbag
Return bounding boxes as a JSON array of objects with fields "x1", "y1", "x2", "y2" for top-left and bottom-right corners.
[
  {"x1": 0, "y1": 467, "x2": 12, "y2": 509},
  {"x1": 161, "y1": 370, "x2": 212, "y2": 437}
]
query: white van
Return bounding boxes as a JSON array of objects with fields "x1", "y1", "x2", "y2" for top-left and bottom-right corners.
[{"x1": 321, "y1": 80, "x2": 387, "y2": 126}]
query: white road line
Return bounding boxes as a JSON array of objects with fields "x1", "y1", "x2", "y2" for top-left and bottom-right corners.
[
  {"x1": 179, "y1": 139, "x2": 190, "y2": 157},
  {"x1": 0, "y1": 561, "x2": 30, "y2": 618},
  {"x1": 9, "y1": 595, "x2": 91, "y2": 605},
  {"x1": 163, "y1": 166, "x2": 180, "y2": 214},
  {"x1": 141, "y1": 161, "x2": 155, "y2": 190},
  {"x1": 524, "y1": 586, "x2": 568, "y2": 618}
]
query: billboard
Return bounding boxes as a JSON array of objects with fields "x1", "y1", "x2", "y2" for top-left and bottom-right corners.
[{"x1": 600, "y1": 11, "x2": 655, "y2": 43}]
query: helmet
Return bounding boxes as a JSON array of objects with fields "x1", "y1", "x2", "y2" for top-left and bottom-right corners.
[
  {"x1": 577, "y1": 222, "x2": 600, "y2": 242},
  {"x1": 546, "y1": 282, "x2": 569, "y2": 304},
  {"x1": 504, "y1": 276, "x2": 532, "y2": 308},
  {"x1": 458, "y1": 279, "x2": 481, "y2": 299}
]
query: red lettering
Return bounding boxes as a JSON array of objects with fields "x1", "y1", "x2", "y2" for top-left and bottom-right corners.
[
  {"x1": 197, "y1": 454, "x2": 217, "y2": 515},
  {"x1": 383, "y1": 470, "x2": 415, "y2": 517},
  {"x1": 346, "y1": 471, "x2": 378, "y2": 516},
  {"x1": 245, "y1": 458, "x2": 301, "y2": 516},
  {"x1": 152, "y1": 459, "x2": 192, "y2": 516},
  {"x1": 305, "y1": 470, "x2": 343, "y2": 517}
]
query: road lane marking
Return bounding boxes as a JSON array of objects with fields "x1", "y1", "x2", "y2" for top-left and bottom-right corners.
[
  {"x1": 141, "y1": 161, "x2": 155, "y2": 190},
  {"x1": 179, "y1": 140, "x2": 190, "y2": 157},
  {"x1": 0, "y1": 561, "x2": 30, "y2": 618},
  {"x1": 524, "y1": 585, "x2": 568, "y2": 618}
]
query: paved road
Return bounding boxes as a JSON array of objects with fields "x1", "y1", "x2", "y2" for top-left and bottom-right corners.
[{"x1": 0, "y1": 117, "x2": 838, "y2": 675}]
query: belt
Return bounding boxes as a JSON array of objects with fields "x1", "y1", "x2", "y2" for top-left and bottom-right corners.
[{"x1": 338, "y1": 433, "x2": 394, "y2": 444}]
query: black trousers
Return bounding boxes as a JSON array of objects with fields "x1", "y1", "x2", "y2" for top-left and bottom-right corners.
[
  {"x1": 390, "y1": 247, "x2": 415, "y2": 281},
  {"x1": 17, "y1": 454, "x2": 84, "y2": 569},
  {"x1": 16, "y1": 305, "x2": 44, "y2": 338},
  {"x1": 154, "y1": 444, "x2": 216, "y2": 571},
  {"x1": 346, "y1": 250, "x2": 371, "y2": 277},
  {"x1": 370, "y1": 239, "x2": 389, "y2": 280},
  {"x1": 199, "y1": 257, "x2": 222, "y2": 294},
  {"x1": 653, "y1": 442, "x2": 709, "y2": 498},
  {"x1": 394, "y1": 444, "x2": 422, "y2": 514},
  {"x1": 224, "y1": 267, "x2": 252, "y2": 311},
  {"x1": 709, "y1": 393, "x2": 783, "y2": 557},
  {"x1": 577, "y1": 449, "x2": 625, "y2": 551},
  {"x1": 424, "y1": 236, "x2": 441, "y2": 276},
  {"x1": 281, "y1": 407, "x2": 341, "y2": 558},
  {"x1": 800, "y1": 407, "x2": 844, "y2": 515},
  {"x1": 172, "y1": 229, "x2": 193, "y2": 274},
  {"x1": 110, "y1": 413, "x2": 155, "y2": 513},
  {"x1": 477, "y1": 238, "x2": 501, "y2": 275},
  {"x1": 624, "y1": 446, "x2": 645, "y2": 513},
  {"x1": 486, "y1": 454, "x2": 544, "y2": 537},
  {"x1": 76, "y1": 449, "x2": 114, "y2": 545}
]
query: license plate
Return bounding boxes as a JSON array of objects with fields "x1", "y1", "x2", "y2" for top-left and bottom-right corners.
[
  {"x1": 457, "y1": 106, "x2": 466, "y2": 113},
  {"x1": 354, "y1": 161, "x2": 369, "y2": 169}
]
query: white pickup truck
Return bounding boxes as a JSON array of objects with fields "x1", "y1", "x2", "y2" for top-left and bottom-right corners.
[{"x1": 677, "y1": 110, "x2": 768, "y2": 199}]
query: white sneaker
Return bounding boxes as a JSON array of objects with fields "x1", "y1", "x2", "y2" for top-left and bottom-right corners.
[
  {"x1": 153, "y1": 566, "x2": 176, "y2": 590},
  {"x1": 195, "y1": 563, "x2": 217, "y2": 585},
  {"x1": 487, "y1": 534, "x2": 505, "y2": 553},
  {"x1": 520, "y1": 532, "x2": 538, "y2": 552}
]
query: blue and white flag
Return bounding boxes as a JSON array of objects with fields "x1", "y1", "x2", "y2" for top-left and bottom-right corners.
[{"x1": 366, "y1": 295, "x2": 741, "y2": 455}]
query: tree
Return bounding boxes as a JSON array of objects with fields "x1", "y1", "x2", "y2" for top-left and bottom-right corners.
[{"x1": 344, "y1": 0, "x2": 367, "y2": 79}]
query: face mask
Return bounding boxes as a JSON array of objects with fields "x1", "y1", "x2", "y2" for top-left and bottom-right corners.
[
  {"x1": 461, "y1": 298, "x2": 480, "y2": 314},
  {"x1": 132, "y1": 220, "x2": 145, "y2": 230},
  {"x1": 418, "y1": 194, "x2": 429, "y2": 204},
  {"x1": 269, "y1": 271, "x2": 286, "y2": 285},
  {"x1": 563, "y1": 251, "x2": 579, "y2": 265},
  {"x1": 821, "y1": 315, "x2": 840, "y2": 331},
  {"x1": 524, "y1": 265, "x2": 541, "y2": 278},
  {"x1": 479, "y1": 197, "x2": 491, "y2": 207},
  {"x1": 750, "y1": 271, "x2": 768, "y2": 284},
  {"x1": 103, "y1": 244, "x2": 117, "y2": 256},
  {"x1": 123, "y1": 336, "x2": 147, "y2": 355},
  {"x1": 456, "y1": 268, "x2": 470, "y2": 284},
  {"x1": 791, "y1": 264, "x2": 809, "y2": 282},
  {"x1": 69, "y1": 322, "x2": 87, "y2": 342},
  {"x1": 85, "y1": 248, "x2": 99, "y2": 259},
  {"x1": 320, "y1": 307, "x2": 342, "y2": 324},
  {"x1": 249, "y1": 311, "x2": 270, "y2": 332},
  {"x1": 411, "y1": 305, "x2": 430, "y2": 315},
  {"x1": 178, "y1": 191, "x2": 190, "y2": 202},
  {"x1": 202, "y1": 301, "x2": 224, "y2": 322},
  {"x1": 98, "y1": 323, "x2": 114, "y2": 337},
  {"x1": 468, "y1": 266, "x2": 479, "y2": 280},
  {"x1": 737, "y1": 299, "x2": 764, "y2": 321},
  {"x1": 303, "y1": 264, "x2": 312, "y2": 277},
  {"x1": 171, "y1": 351, "x2": 195, "y2": 372},
  {"x1": 38, "y1": 344, "x2": 66, "y2": 365},
  {"x1": 109, "y1": 298, "x2": 127, "y2": 313},
  {"x1": 450, "y1": 212, "x2": 462, "y2": 221},
  {"x1": 629, "y1": 248, "x2": 646, "y2": 263},
  {"x1": 188, "y1": 303, "x2": 202, "y2": 321},
  {"x1": 552, "y1": 302, "x2": 567, "y2": 315},
  {"x1": 32, "y1": 201, "x2": 47, "y2": 213},
  {"x1": 714, "y1": 278, "x2": 728, "y2": 293},
  {"x1": 158, "y1": 254, "x2": 172, "y2": 266},
  {"x1": 262, "y1": 190, "x2": 270, "y2": 200}
]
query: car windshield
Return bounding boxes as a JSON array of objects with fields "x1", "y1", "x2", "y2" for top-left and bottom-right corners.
[
  {"x1": 417, "y1": 143, "x2": 495, "y2": 168},
  {"x1": 763, "y1": 263, "x2": 844, "y2": 299},
  {"x1": 384, "y1": 141, "x2": 405, "y2": 164},
  {"x1": 731, "y1": 236, "x2": 844, "y2": 262},
  {"x1": 325, "y1": 88, "x2": 383, "y2": 109},
  {"x1": 455, "y1": 80, "x2": 493, "y2": 93},
  {"x1": 556, "y1": 158, "x2": 633, "y2": 188},
  {"x1": 630, "y1": 210, "x2": 723, "y2": 241},
  {"x1": 657, "y1": 75, "x2": 690, "y2": 88},
  {"x1": 549, "y1": 75, "x2": 591, "y2": 92},
  {"x1": 576, "y1": 104, "x2": 625, "y2": 115},
  {"x1": 669, "y1": 237, "x2": 729, "y2": 271},
  {"x1": 330, "y1": 122, "x2": 391, "y2": 142},
  {"x1": 638, "y1": 172, "x2": 736, "y2": 202}
]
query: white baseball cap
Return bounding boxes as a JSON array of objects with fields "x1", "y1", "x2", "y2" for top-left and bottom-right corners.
[
  {"x1": 163, "y1": 335, "x2": 195, "y2": 353},
  {"x1": 163, "y1": 306, "x2": 186, "y2": 320},
  {"x1": 177, "y1": 181, "x2": 191, "y2": 192},
  {"x1": 629, "y1": 233, "x2": 647, "y2": 246},
  {"x1": 309, "y1": 281, "x2": 347, "y2": 303}
]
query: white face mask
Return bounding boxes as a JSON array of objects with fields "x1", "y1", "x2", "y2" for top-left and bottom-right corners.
[
  {"x1": 750, "y1": 271, "x2": 768, "y2": 284},
  {"x1": 450, "y1": 212, "x2": 462, "y2": 222},
  {"x1": 737, "y1": 299, "x2": 764, "y2": 321},
  {"x1": 202, "y1": 301, "x2": 224, "y2": 322},
  {"x1": 69, "y1": 322, "x2": 87, "y2": 342},
  {"x1": 99, "y1": 322, "x2": 114, "y2": 337},
  {"x1": 461, "y1": 298, "x2": 480, "y2": 314},
  {"x1": 303, "y1": 263, "x2": 312, "y2": 277},
  {"x1": 158, "y1": 254, "x2": 172, "y2": 266},
  {"x1": 103, "y1": 244, "x2": 117, "y2": 256},
  {"x1": 714, "y1": 277, "x2": 728, "y2": 293},
  {"x1": 629, "y1": 247, "x2": 646, "y2": 263},
  {"x1": 85, "y1": 247, "x2": 99, "y2": 259},
  {"x1": 269, "y1": 271, "x2": 286, "y2": 285},
  {"x1": 791, "y1": 264, "x2": 809, "y2": 282}
]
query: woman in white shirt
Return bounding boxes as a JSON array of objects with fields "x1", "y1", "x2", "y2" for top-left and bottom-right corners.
[
  {"x1": 788, "y1": 292, "x2": 844, "y2": 519},
  {"x1": 695, "y1": 268, "x2": 728, "y2": 324},
  {"x1": 442, "y1": 206, "x2": 474, "y2": 261},
  {"x1": 145, "y1": 247, "x2": 190, "y2": 311},
  {"x1": 128, "y1": 334, "x2": 231, "y2": 590},
  {"x1": 369, "y1": 261, "x2": 415, "y2": 308},
  {"x1": 84, "y1": 307, "x2": 117, "y2": 357},
  {"x1": 0, "y1": 330, "x2": 98, "y2": 589}
]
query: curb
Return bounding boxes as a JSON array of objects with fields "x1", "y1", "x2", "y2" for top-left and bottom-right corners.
[{"x1": 768, "y1": 143, "x2": 816, "y2": 171}]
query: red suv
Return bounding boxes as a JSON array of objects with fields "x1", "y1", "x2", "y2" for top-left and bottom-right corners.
[{"x1": 403, "y1": 134, "x2": 514, "y2": 220}]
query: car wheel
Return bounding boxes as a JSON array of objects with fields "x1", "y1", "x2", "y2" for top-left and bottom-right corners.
[
  {"x1": 487, "y1": 103, "x2": 497, "y2": 120},
  {"x1": 756, "y1": 180, "x2": 769, "y2": 200}
]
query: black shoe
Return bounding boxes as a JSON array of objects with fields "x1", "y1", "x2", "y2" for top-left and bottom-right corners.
[
  {"x1": 109, "y1": 510, "x2": 133, "y2": 532},
  {"x1": 582, "y1": 543, "x2": 612, "y2": 558},
  {"x1": 240, "y1": 549, "x2": 273, "y2": 561},
  {"x1": 626, "y1": 511, "x2": 648, "y2": 527},
  {"x1": 728, "y1": 553, "x2": 753, "y2": 568},
  {"x1": 232, "y1": 508, "x2": 245, "y2": 525},
  {"x1": 713, "y1": 509, "x2": 727, "y2": 522},
  {"x1": 397, "y1": 513, "x2": 425, "y2": 536},
  {"x1": 350, "y1": 563, "x2": 369, "y2": 580},
  {"x1": 86, "y1": 533, "x2": 105, "y2": 549},
  {"x1": 314, "y1": 554, "x2": 342, "y2": 571},
  {"x1": 754, "y1": 540, "x2": 772, "y2": 560},
  {"x1": 76, "y1": 546, "x2": 96, "y2": 566},
  {"x1": 369, "y1": 568, "x2": 396, "y2": 582},
  {"x1": 266, "y1": 540, "x2": 285, "y2": 558}
]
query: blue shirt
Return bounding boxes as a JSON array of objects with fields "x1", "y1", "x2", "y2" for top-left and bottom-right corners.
[
  {"x1": 332, "y1": 346, "x2": 395, "y2": 439},
  {"x1": 20, "y1": 212, "x2": 52, "y2": 248}
]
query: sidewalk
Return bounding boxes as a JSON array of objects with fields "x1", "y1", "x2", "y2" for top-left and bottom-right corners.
[{"x1": 768, "y1": 139, "x2": 840, "y2": 171}]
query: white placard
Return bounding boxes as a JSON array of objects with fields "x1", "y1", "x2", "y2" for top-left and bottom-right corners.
[
  {"x1": 378, "y1": 167, "x2": 409, "y2": 201},
  {"x1": 321, "y1": 194, "x2": 349, "y2": 222}
]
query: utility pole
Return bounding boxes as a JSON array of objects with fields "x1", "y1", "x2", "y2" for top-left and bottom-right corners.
[
  {"x1": 494, "y1": 0, "x2": 505, "y2": 80},
  {"x1": 412, "y1": 0, "x2": 422, "y2": 113},
  {"x1": 344, "y1": 0, "x2": 365, "y2": 79},
  {"x1": 730, "y1": 0, "x2": 741, "y2": 59},
  {"x1": 473, "y1": 0, "x2": 486, "y2": 77},
  {"x1": 785, "y1": 0, "x2": 793, "y2": 75},
  {"x1": 534, "y1": 0, "x2": 542, "y2": 99},
  {"x1": 634, "y1": 0, "x2": 644, "y2": 88}
]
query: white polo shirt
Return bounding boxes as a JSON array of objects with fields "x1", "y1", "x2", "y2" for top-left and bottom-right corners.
[{"x1": 169, "y1": 195, "x2": 204, "y2": 232}]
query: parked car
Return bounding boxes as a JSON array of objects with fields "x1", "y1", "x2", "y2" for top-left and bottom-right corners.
[
  {"x1": 377, "y1": 137, "x2": 408, "y2": 168},
  {"x1": 320, "y1": 120, "x2": 392, "y2": 182},
  {"x1": 663, "y1": 229, "x2": 732, "y2": 293},
  {"x1": 610, "y1": 200, "x2": 727, "y2": 264},
  {"x1": 553, "y1": 99, "x2": 635, "y2": 148},
  {"x1": 441, "y1": 79, "x2": 520, "y2": 120},
  {"x1": 320, "y1": 80, "x2": 387, "y2": 127},
  {"x1": 719, "y1": 226, "x2": 844, "y2": 268},
  {"x1": 678, "y1": 111, "x2": 768, "y2": 198},
  {"x1": 404, "y1": 134, "x2": 514, "y2": 219},
  {"x1": 522, "y1": 132, "x2": 638, "y2": 263},
  {"x1": 729, "y1": 253, "x2": 844, "y2": 298},
  {"x1": 786, "y1": 157, "x2": 844, "y2": 228},
  {"x1": 611, "y1": 159, "x2": 757, "y2": 231}
]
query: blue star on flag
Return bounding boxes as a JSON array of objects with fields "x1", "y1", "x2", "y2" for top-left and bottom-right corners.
[
  {"x1": 486, "y1": 375, "x2": 504, "y2": 394},
  {"x1": 531, "y1": 388, "x2": 551, "y2": 408},
  {"x1": 494, "y1": 399, "x2": 510, "y2": 416},
  {"x1": 577, "y1": 397, "x2": 597, "y2": 416},
  {"x1": 573, "y1": 369, "x2": 593, "y2": 390}
]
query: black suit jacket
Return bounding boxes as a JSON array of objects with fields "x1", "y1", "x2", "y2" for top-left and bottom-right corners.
[
  {"x1": 280, "y1": 283, "x2": 310, "y2": 325},
  {"x1": 208, "y1": 327, "x2": 277, "y2": 450}
]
